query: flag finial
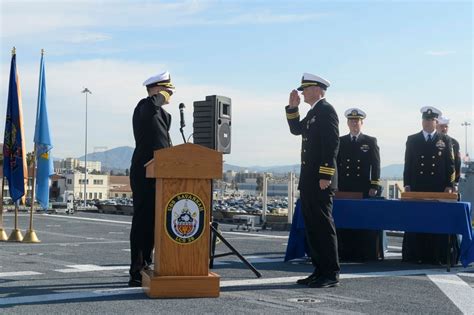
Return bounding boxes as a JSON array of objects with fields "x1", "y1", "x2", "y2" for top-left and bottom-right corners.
[{"x1": 12, "y1": 47, "x2": 16, "y2": 55}]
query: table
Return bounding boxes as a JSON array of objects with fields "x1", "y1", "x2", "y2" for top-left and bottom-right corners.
[{"x1": 285, "y1": 199, "x2": 474, "y2": 268}]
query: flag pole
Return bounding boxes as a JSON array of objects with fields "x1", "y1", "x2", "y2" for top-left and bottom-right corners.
[
  {"x1": 23, "y1": 144, "x2": 40, "y2": 243},
  {"x1": 24, "y1": 49, "x2": 46, "y2": 243},
  {"x1": 0, "y1": 178, "x2": 8, "y2": 241},
  {"x1": 7, "y1": 46, "x2": 23, "y2": 242}
]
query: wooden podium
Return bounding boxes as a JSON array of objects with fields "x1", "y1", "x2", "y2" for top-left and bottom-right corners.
[
  {"x1": 400, "y1": 192, "x2": 458, "y2": 202},
  {"x1": 142, "y1": 143, "x2": 223, "y2": 298}
]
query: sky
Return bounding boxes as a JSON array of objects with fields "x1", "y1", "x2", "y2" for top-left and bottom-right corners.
[{"x1": 0, "y1": 0, "x2": 472, "y2": 167}]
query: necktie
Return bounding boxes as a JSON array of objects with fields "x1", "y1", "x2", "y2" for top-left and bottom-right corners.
[
  {"x1": 427, "y1": 134, "x2": 432, "y2": 142},
  {"x1": 352, "y1": 136, "x2": 356, "y2": 143}
]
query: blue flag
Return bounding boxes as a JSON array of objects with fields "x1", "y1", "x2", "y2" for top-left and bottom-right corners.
[
  {"x1": 3, "y1": 51, "x2": 28, "y2": 203},
  {"x1": 34, "y1": 52, "x2": 54, "y2": 209}
]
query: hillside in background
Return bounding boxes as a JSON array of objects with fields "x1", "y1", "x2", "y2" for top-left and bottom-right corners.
[
  {"x1": 78, "y1": 146, "x2": 133, "y2": 172},
  {"x1": 75, "y1": 146, "x2": 404, "y2": 178}
]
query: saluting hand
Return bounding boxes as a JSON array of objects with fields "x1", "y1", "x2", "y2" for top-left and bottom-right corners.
[{"x1": 289, "y1": 90, "x2": 300, "y2": 108}]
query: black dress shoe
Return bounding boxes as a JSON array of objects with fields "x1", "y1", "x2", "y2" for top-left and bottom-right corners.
[
  {"x1": 128, "y1": 271, "x2": 142, "y2": 287},
  {"x1": 296, "y1": 272, "x2": 320, "y2": 285},
  {"x1": 128, "y1": 278, "x2": 142, "y2": 287},
  {"x1": 308, "y1": 276, "x2": 340, "y2": 288}
]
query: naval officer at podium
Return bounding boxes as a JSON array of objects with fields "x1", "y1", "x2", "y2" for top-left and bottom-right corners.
[
  {"x1": 336, "y1": 108, "x2": 383, "y2": 262},
  {"x1": 402, "y1": 106, "x2": 457, "y2": 265},
  {"x1": 129, "y1": 71, "x2": 174, "y2": 287}
]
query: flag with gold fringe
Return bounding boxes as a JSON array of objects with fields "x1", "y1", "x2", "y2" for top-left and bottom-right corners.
[{"x1": 3, "y1": 48, "x2": 28, "y2": 203}]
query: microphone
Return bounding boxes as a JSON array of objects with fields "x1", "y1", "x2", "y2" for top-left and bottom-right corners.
[
  {"x1": 179, "y1": 103, "x2": 187, "y2": 143},
  {"x1": 179, "y1": 103, "x2": 186, "y2": 128}
]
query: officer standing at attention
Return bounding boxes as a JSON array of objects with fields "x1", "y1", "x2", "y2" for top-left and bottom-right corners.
[
  {"x1": 336, "y1": 108, "x2": 383, "y2": 261},
  {"x1": 129, "y1": 71, "x2": 174, "y2": 287},
  {"x1": 286, "y1": 73, "x2": 340, "y2": 288},
  {"x1": 436, "y1": 116, "x2": 462, "y2": 188},
  {"x1": 402, "y1": 106, "x2": 456, "y2": 265}
]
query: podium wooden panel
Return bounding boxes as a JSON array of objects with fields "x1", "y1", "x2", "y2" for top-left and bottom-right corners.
[
  {"x1": 401, "y1": 191, "x2": 458, "y2": 202},
  {"x1": 142, "y1": 143, "x2": 222, "y2": 298},
  {"x1": 335, "y1": 191, "x2": 363, "y2": 200}
]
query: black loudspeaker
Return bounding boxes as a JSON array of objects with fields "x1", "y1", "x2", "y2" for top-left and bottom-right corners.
[{"x1": 193, "y1": 95, "x2": 231, "y2": 154}]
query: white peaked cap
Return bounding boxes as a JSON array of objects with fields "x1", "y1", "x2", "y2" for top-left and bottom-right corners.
[
  {"x1": 143, "y1": 70, "x2": 175, "y2": 89},
  {"x1": 297, "y1": 73, "x2": 331, "y2": 91},
  {"x1": 437, "y1": 116, "x2": 450, "y2": 125},
  {"x1": 420, "y1": 106, "x2": 442, "y2": 119},
  {"x1": 344, "y1": 108, "x2": 366, "y2": 119}
]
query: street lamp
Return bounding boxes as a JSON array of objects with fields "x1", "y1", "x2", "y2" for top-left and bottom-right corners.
[
  {"x1": 461, "y1": 121, "x2": 471, "y2": 159},
  {"x1": 81, "y1": 88, "x2": 92, "y2": 208}
]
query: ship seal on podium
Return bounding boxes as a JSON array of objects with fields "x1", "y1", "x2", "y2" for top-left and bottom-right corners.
[{"x1": 165, "y1": 192, "x2": 205, "y2": 244}]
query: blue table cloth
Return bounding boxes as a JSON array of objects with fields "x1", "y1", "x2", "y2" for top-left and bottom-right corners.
[{"x1": 284, "y1": 198, "x2": 474, "y2": 267}]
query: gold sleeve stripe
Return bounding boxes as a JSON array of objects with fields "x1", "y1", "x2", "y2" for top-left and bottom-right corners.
[
  {"x1": 320, "y1": 172, "x2": 335, "y2": 175},
  {"x1": 320, "y1": 166, "x2": 335, "y2": 172},
  {"x1": 450, "y1": 172, "x2": 455, "y2": 182},
  {"x1": 319, "y1": 167, "x2": 335, "y2": 175},
  {"x1": 159, "y1": 90, "x2": 170, "y2": 103},
  {"x1": 371, "y1": 180, "x2": 381, "y2": 185},
  {"x1": 286, "y1": 112, "x2": 300, "y2": 119}
]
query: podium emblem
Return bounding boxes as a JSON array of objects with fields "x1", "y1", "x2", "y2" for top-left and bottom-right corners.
[{"x1": 165, "y1": 192, "x2": 205, "y2": 244}]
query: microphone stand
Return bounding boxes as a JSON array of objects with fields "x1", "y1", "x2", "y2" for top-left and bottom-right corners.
[
  {"x1": 180, "y1": 126, "x2": 186, "y2": 143},
  {"x1": 179, "y1": 103, "x2": 187, "y2": 143}
]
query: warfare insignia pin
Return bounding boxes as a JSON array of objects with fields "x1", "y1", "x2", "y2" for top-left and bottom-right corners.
[
  {"x1": 306, "y1": 116, "x2": 316, "y2": 129},
  {"x1": 165, "y1": 192, "x2": 205, "y2": 245},
  {"x1": 360, "y1": 144, "x2": 370, "y2": 152},
  {"x1": 435, "y1": 140, "x2": 446, "y2": 150}
]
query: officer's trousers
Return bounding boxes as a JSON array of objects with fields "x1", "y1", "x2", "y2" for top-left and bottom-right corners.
[
  {"x1": 300, "y1": 189, "x2": 340, "y2": 277},
  {"x1": 129, "y1": 166, "x2": 156, "y2": 275}
]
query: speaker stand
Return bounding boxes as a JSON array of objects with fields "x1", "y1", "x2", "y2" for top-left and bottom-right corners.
[{"x1": 209, "y1": 221, "x2": 261, "y2": 278}]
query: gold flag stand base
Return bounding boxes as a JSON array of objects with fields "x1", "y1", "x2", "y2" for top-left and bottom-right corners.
[
  {"x1": 0, "y1": 228, "x2": 8, "y2": 241},
  {"x1": 8, "y1": 229, "x2": 24, "y2": 242},
  {"x1": 23, "y1": 229, "x2": 41, "y2": 243}
]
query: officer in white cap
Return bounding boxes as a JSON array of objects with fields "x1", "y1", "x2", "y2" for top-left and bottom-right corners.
[
  {"x1": 286, "y1": 73, "x2": 340, "y2": 288},
  {"x1": 129, "y1": 71, "x2": 175, "y2": 287},
  {"x1": 436, "y1": 116, "x2": 462, "y2": 185},
  {"x1": 336, "y1": 107, "x2": 382, "y2": 262},
  {"x1": 402, "y1": 106, "x2": 457, "y2": 265}
]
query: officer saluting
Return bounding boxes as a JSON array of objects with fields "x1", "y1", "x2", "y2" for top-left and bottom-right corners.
[
  {"x1": 402, "y1": 106, "x2": 457, "y2": 265},
  {"x1": 336, "y1": 108, "x2": 383, "y2": 261},
  {"x1": 286, "y1": 73, "x2": 340, "y2": 288},
  {"x1": 129, "y1": 71, "x2": 175, "y2": 286}
]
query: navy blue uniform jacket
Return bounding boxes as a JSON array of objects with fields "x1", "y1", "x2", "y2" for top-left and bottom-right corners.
[
  {"x1": 337, "y1": 133, "x2": 380, "y2": 194},
  {"x1": 286, "y1": 98, "x2": 339, "y2": 191},
  {"x1": 403, "y1": 131, "x2": 455, "y2": 192}
]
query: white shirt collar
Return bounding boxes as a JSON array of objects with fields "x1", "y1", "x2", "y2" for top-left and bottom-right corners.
[
  {"x1": 422, "y1": 130, "x2": 436, "y2": 141},
  {"x1": 349, "y1": 132, "x2": 361, "y2": 140},
  {"x1": 310, "y1": 97, "x2": 325, "y2": 110}
]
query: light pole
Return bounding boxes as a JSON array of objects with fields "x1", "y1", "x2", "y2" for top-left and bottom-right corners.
[
  {"x1": 461, "y1": 121, "x2": 471, "y2": 159},
  {"x1": 81, "y1": 88, "x2": 92, "y2": 207}
]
